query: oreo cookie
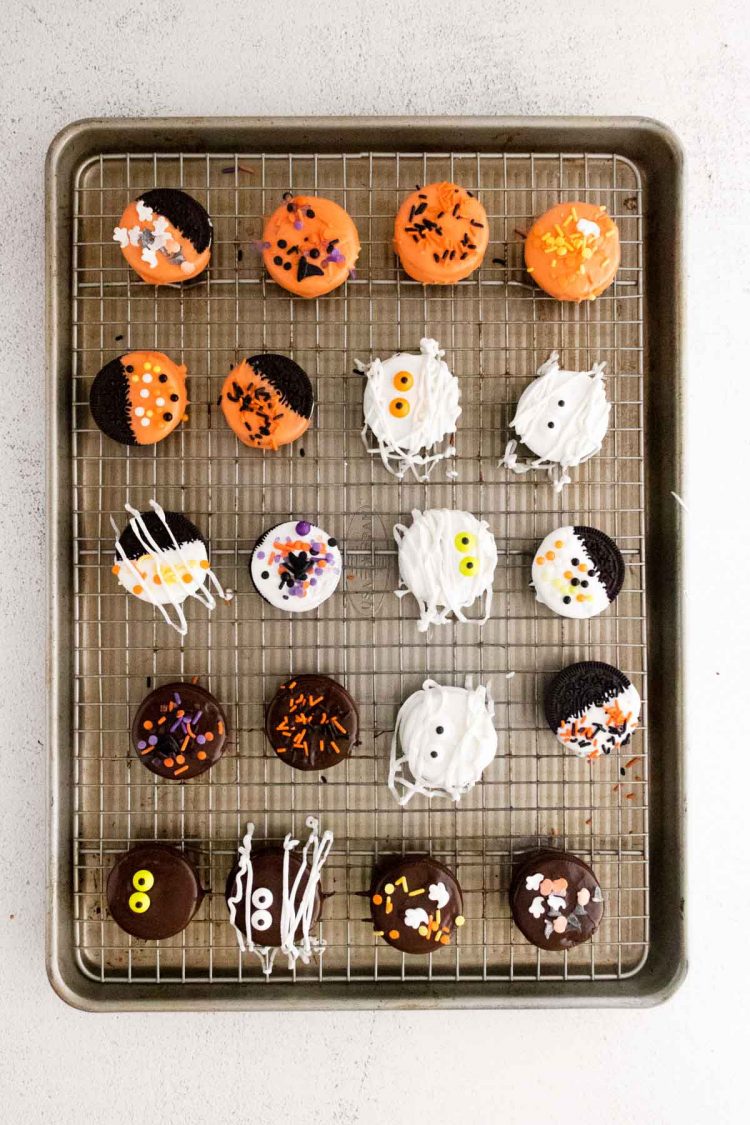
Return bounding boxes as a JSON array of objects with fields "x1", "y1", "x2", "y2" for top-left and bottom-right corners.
[
  {"x1": 545, "y1": 661, "x2": 641, "y2": 760},
  {"x1": 509, "y1": 848, "x2": 604, "y2": 951},
  {"x1": 531, "y1": 524, "x2": 625, "y2": 619},
  {"x1": 106, "y1": 843, "x2": 205, "y2": 940},
  {"x1": 220, "y1": 353, "x2": 313, "y2": 450},
  {"x1": 266, "y1": 674, "x2": 358, "y2": 771}
]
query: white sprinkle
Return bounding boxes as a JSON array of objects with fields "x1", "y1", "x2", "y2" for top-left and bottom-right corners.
[
  {"x1": 155, "y1": 397, "x2": 165, "y2": 407},
  {"x1": 670, "y1": 490, "x2": 689, "y2": 513},
  {"x1": 142, "y1": 373, "x2": 153, "y2": 384},
  {"x1": 140, "y1": 418, "x2": 150, "y2": 427},
  {"x1": 140, "y1": 388, "x2": 150, "y2": 399},
  {"x1": 134, "y1": 407, "x2": 145, "y2": 417},
  {"x1": 505, "y1": 671, "x2": 515, "y2": 679}
]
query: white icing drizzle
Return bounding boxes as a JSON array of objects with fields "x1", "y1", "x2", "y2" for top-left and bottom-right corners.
[
  {"x1": 389, "y1": 679, "x2": 498, "y2": 805},
  {"x1": 531, "y1": 526, "x2": 610, "y2": 620},
  {"x1": 502, "y1": 352, "x2": 610, "y2": 493},
  {"x1": 359, "y1": 337, "x2": 460, "y2": 481},
  {"x1": 557, "y1": 682, "x2": 641, "y2": 759},
  {"x1": 110, "y1": 499, "x2": 228, "y2": 636},
  {"x1": 394, "y1": 509, "x2": 497, "y2": 632},
  {"x1": 227, "y1": 817, "x2": 334, "y2": 977}
]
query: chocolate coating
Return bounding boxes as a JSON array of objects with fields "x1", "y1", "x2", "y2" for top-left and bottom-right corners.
[
  {"x1": 574, "y1": 526, "x2": 625, "y2": 603},
  {"x1": 225, "y1": 848, "x2": 322, "y2": 947},
  {"x1": 265, "y1": 674, "x2": 358, "y2": 771},
  {"x1": 131, "y1": 681, "x2": 228, "y2": 780},
  {"x1": 106, "y1": 843, "x2": 205, "y2": 940},
  {"x1": 139, "y1": 188, "x2": 212, "y2": 254},
  {"x1": 509, "y1": 848, "x2": 604, "y2": 951},
  {"x1": 370, "y1": 855, "x2": 464, "y2": 954}
]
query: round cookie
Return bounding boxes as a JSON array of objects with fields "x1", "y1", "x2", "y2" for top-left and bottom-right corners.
[
  {"x1": 131, "y1": 681, "x2": 228, "y2": 780},
  {"x1": 360, "y1": 337, "x2": 461, "y2": 481},
  {"x1": 524, "y1": 201, "x2": 620, "y2": 302},
  {"x1": 266, "y1": 674, "x2": 358, "y2": 771},
  {"x1": 503, "y1": 351, "x2": 610, "y2": 491},
  {"x1": 531, "y1": 525, "x2": 624, "y2": 620},
  {"x1": 370, "y1": 856, "x2": 464, "y2": 954},
  {"x1": 509, "y1": 849, "x2": 604, "y2": 951},
  {"x1": 262, "y1": 194, "x2": 360, "y2": 298},
  {"x1": 89, "y1": 350, "x2": 188, "y2": 446},
  {"x1": 249, "y1": 520, "x2": 342, "y2": 613},
  {"x1": 113, "y1": 188, "x2": 212, "y2": 285},
  {"x1": 225, "y1": 819, "x2": 334, "y2": 974},
  {"x1": 112, "y1": 500, "x2": 227, "y2": 636},
  {"x1": 220, "y1": 353, "x2": 314, "y2": 450},
  {"x1": 389, "y1": 680, "x2": 497, "y2": 805},
  {"x1": 393, "y1": 182, "x2": 489, "y2": 283},
  {"x1": 394, "y1": 509, "x2": 498, "y2": 631},
  {"x1": 545, "y1": 662, "x2": 641, "y2": 760},
  {"x1": 106, "y1": 843, "x2": 205, "y2": 940}
]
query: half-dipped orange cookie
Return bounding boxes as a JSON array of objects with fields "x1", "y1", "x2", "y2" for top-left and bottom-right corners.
[
  {"x1": 262, "y1": 194, "x2": 360, "y2": 298},
  {"x1": 113, "y1": 188, "x2": 212, "y2": 285},
  {"x1": 524, "y1": 201, "x2": 620, "y2": 302},
  {"x1": 89, "y1": 351, "x2": 188, "y2": 446},
  {"x1": 393, "y1": 182, "x2": 489, "y2": 284},
  {"x1": 220, "y1": 354, "x2": 314, "y2": 450}
]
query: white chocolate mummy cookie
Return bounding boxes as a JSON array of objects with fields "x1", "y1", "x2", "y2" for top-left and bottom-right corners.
[
  {"x1": 359, "y1": 337, "x2": 460, "y2": 480},
  {"x1": 503, "y1": 352, "x2": 610, "y2": 492},
  {"x1": 389, "y1": 680, "x2": 498, "y2": 804},
  {"x1": 531, "y1": 525, "x2": 625, "y2": 619},
  {"x1": 111, "y1": 500, "x2": 227, "y2": 636},
  {"x1": 394, "y1": 509, "x2": 497, "y2": 631},
  {"x1": 250, "y1": 520, "x2": 342, "y2": 613}
]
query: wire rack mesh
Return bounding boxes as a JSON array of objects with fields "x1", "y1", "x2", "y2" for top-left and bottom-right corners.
[{"x1": 70, "y1": 146, "x2": 648, "y2": 987}]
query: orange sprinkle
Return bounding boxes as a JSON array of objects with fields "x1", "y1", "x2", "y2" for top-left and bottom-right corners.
[
  {"x1": 546, "y1": 550, "x2": 555, "y2": 560},
  {"x1": 152, "y1": 574, "x2": 162, "y2": 585},
  {"x1": 176, "y1": 754, "x2": 185, "y2": 765},
  {"x1": 388, "y1": 930, "x2": 400, "y2": 940},
  {"x1": 143, "y1": 720, "x2": 153, "y2": 730},
  {"x1": 576, "y1": 594, "x2": 585, "y2": 602},
  {"x1": 180, "y1": 735, "x2": 190, "y2": 753},
  {"x1": 319, "y1": 740, "x2": 325, "y2": 753},
  {"x1": 564, "y1": 570, "x2": 573, "y2": 579},
  {"x1": 157, "y1": 716, "x2": 166, "y2": 725},
  {"x1": 164, "y1": 757, "x2": 174, "y2": 768},
  {"x1": 200, "y1": 560, "x2": 210, "y2": 569},
  {"x1": 139, "y1": 747, "x2": 152, "y2": 756},
  {"x1": 536, "y1": 556, "x2": 544, "y2": 566},
  {"x1": 372, "y1": 893, "x2": 383, "y2": 905},
  {"x1": 181, "y1": 572, "x2": 192, "y2": 583},
  {"x1": 578, "y1": 563, "x2": 587, "y2": 572},
  {"x1": 174, "y1": 765, "x2": 189, "y2": 776},
  {"x1": 624, "y1": 756, "x2": 641, "y2": 769},
  {"x1": 176, "y1": 710, "x2": 184, "y2": 718},
  {"x1": 440, "y1": 935, "x2": 450, "y2": 945},
  {"x1": 111, "y1": 564, "x2": 120, "y2": 575},
  {"x1": 287, "y1": 681, "x2": 297, "y2": 690},
  {"x1": 331, "y1": 717, "x2": 347, "y2": 734},
  {"x1": 385, "y1": 898, "x2": 393, "y2": 914},
  {"x1": 554, "y1": 540, "x2": 563, "y2": 549},
  {"x1": 309, "y1": 695, "x2": 324, "y2": 706},
  {"x1": 205, "y1": 731, "x2": 214, "y2": 742},
  {"x1": 133, "y1": 584, "x2": 143, "y2": 595},
  {"x1": 331, "y1": 742, "x2": 341, "y2": 754},
  {"x1": 196, "y1": 750, "x2": 207, "y2": 760}
]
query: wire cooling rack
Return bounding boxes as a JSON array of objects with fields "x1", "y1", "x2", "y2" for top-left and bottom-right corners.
[{"x1": 70, "y1": 146, "x2": 648, "y2": 987}]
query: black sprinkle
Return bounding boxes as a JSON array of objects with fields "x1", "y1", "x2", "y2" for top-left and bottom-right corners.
[
  {"x1": 146, "y1": 676, "x2": 152, "y2": 688},
  {"x1": 163, "y1": 412, "x2": 173, "y2": 422},
  {"x1": 299, "y1": 448, "x2": 306, "y2": 457},
  {"x1": 114, "y1": 334, "x2": 124, "y2": 342},
  {"x1": 278, "y1": 239, "x2": 287, "y2": 248},
  {"x1": 283, "y1": 262, "x2": 292, "y2": 271},
  {"x1": 170, "y1": 393, "x2": 179, "y2": 402},
  {"x1": 492, "y1": 257, "x2": 507, "y2": 266},
  {"x1": 309, "y1": 248, "x2": 320, "y2": 259},
  {"x1": 159, "y1": 373, "x2": 167, "y2": 383},
  {"x1": 237, "y1": 248, "x2": 244, "y2": 262},
  {"x1": 273, "y1": 255, "x2": 283, "y2": 265},
  {"x1": 413, "y1": 202, "x2": 427, "y2": 217},
  {"x1": 433, "y1": 252, "x2": 440, "y2": 262}
]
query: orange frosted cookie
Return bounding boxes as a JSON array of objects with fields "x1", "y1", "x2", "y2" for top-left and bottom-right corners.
[
  {"x1": 524, "y1": 201, "x2": 620, "y2": 302},
  {"x1": 393, "y1": 182, "x2": 489, "y2": 284},
  {"x1": 262, "y1": 194, "x2": 360, "y2": 298},
  {"x1": 89, "y1": 351, "x2": 188, "y2": 446},
  {"x1": 220, "y1": 354, "x2": 313, "y2": 451},
  {"x1": 113, "y1": 189, "x2": 212, "y2": 285}
]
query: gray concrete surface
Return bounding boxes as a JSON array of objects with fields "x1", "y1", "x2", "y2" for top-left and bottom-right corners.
[{"x1": 1, "y1": 1, "x2": 748, "y2": 1121}]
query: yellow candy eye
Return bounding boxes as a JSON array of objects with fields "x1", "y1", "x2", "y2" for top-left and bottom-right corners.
[
  {"x1": 459, "y1": 556, "x2": 478, "y2": 577},
  {"x1": 454, "y1": 531, "x2": 476, "y2": 553},
  {"x1": 389, "y1": 397, "x2": 410, "y2": 417},
  {"x1": 132, "y1": 869, "x2": 154, "y2": 891},
  {"x1": 128, "y1": 891, "x2": 151, "y2": 914},
  {"x1": 393, "y1": 370, "x2": 413, "y2": 391}
]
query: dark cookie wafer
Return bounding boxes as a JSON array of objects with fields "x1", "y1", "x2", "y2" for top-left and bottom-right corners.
[
  {"x1": 131, "y1": 680, "x2": 228, "y2": 780},
  {"x1": 544, "y1": 661, "x2": 641, "y2": 760},
  {"x1": 266, "y1": 674, "x2": 358, "y2": 771},
  {"x1": 574, "y1": 526, "x2": 625, "y2": 602},
  {"x1": 107, "y1": 843, "x2": 205, "y2": 940},
  {"x1": 369, "y1": 855, "x2": 464, "y2": 954}
]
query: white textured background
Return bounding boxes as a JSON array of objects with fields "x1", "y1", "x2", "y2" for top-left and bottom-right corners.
[{"x1": 1, "y1": 1, "x2": 747, "y2": 1121}]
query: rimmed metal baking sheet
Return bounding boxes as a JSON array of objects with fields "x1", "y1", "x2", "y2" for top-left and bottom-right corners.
[{"x1": 46, "y1": 117, "x2": 685, "y2": 1010}]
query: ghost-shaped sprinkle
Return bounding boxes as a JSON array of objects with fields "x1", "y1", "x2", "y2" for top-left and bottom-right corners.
[
  {"x1": 388, "y1": 679, "x2": 498, "y2": 805},
  {"x1": 529, "y1": 896, "x2": 546, "y2": 919},
  {"x1": 525, "y1": 872, "x2": 544, "y2": 892},
  {"x1": 404, "y1": 907, "x2": 430, "y2": 930},
  {"x1": 503, "y1": 352, "x2": 610, "y2": 491},
  {"x1": 428, "y1": 882, "x2": 450, "y2": 910}
]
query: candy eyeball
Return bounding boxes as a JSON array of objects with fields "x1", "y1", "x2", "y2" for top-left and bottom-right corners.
[
  {"x1": 128, "y1": 891, "x2": 151, "y2": 913},
  {"x1": 132, "y1": 869, "x2": 154, "y2": 892}
]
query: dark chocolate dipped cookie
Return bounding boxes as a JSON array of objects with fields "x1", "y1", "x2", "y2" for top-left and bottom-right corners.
[
  {"x1": 265, "y1": 674, "x2": 358, "y2": 771},
  {"x1": 131, "y1": 680, "x2": 228, "y2": 779},
  {"x1": 509, "y1": 848, "x2": 604, "y2": 951},
  {"x1": 225, "y1": 848, "x2": 322, "y2": 949},
  {"x1": 106, "y1": 843, "x2": 205, "y2": 940},
  {"x1": 369, "y1": 855, "x2": 464, "y2": 954},
  {"x1": 544, "y1": 662, "x2": 641, "y2": 760}
]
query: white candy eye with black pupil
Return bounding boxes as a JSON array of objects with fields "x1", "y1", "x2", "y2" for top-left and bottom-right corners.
[
  {"x1": 251, "y1": 886, "x2": 273, "y2": 909},
  {"x1": 251, "y1": 909, "x2": 273, "y2": 932}
]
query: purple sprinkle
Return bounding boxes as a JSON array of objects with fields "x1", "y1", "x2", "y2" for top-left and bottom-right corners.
[
  {"x1": 310, "y1": 578, "x2": 317, "y2": 586},
  {"x1": 148, "y1": 735, "x2": 158, "y2": 746},
  {"x1": 193, "y1": 711, "x2": 203, "y2": 725},
  {"x1": 137, "y1": 740, "x2": 147, "y2": 751},
  {"x1": 348, "y1": 267, "x2": 357, "y2": 280},
  {"x1": 293, "y1": 219, "x2": 303, "y2": 230},
  {"x1": 174, "y1": 692, "x2": 181, "y2": 705},
  {"x1": 256, "y1": 550, "x2": 265, "y2": 559},
  {"x1": 310, "y1": 542, "x2": 320, "y2": 554},
  {"x1": 325, "y1": 553, "x2": 334, "y2": 563},
  {"x1": 253, "y1": 239, "x2": 272, "y2": 251},
  {"x1": 322, "y1": 247, "x2": 345, "y2": 265},
  {"x1": 170, "y1": 720, "x2": 181, "y2": 733},
  {"x1": 196, "y1": 734, "x2": 206, "y2": 745},
  {"x1": 295, "y1": 520, "x2": 311, "y2": 535}
]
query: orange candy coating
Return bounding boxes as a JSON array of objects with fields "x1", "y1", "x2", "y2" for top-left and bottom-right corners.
[
  {"x1": 524, "y1": 201, "x2": 620, "y2": 302},
  {"x1": 116, "y1": 197, "x2": 211, "y2": 286},
  {"x1": 393, "y1": 182, "x2": 489, "y2": 284},
  {"x1": 262, "y1": 195, "x2": 360, "y2": 298},
  {"x1": 123, "y1": 351, "x2": 187, "y2": 446}
]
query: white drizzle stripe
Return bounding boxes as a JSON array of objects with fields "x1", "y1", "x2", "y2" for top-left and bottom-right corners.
[
  {"x1": 394, "y1": 509, "x2": 497, "y2": 632},
  {"x1": 227, "y1": 817, "x2": 333, "y2": 977},
  {"x1": 110, "y1": 516, "x2": 187, "y2": 635},
  {"x1": 389, "y1": 680, "x2": 498, "y2": 805},
  {"x1": 359, "y1": 337, "x2": 461, "y2": 481},
  {"x1": 502, "y1": 352, "x2": 610, "y2": 493}
]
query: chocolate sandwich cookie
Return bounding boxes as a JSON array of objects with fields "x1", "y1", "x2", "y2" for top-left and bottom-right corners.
[
  {"x1": 106, "y1": 843, "x2": 205, "y2": 940},
  {"x1": 525, "y1": 201, "x2": 620, "y2": 303},
  {"x1": 509, "y1": 849, "x2": 604, "y2": 951},
  {"x1": 266, "y1": 674, "x2": 358, "y2": 771},
  {"x1": 369, "y1": 855, "x2": 464, "y2": 954},
  {"x1": 393, "y1": 182, "x2": 489, "y2": 284},
  {"x1": 113, "y1": 188, "x2": 212, "y2": 286},
  {"x1": 131, "y1": 680, "x2": 228, "y2": 779},
  {"x1": 531, "y1": 524, "x2": 625, "y2": 619},
  {"x1": 89, "y1": 350, "x2": 188, "y2": 446},
  {"x1": 545, "y1": 662, "x2": 641, "y2": 760},
  {"x1": 225, "y1": 848, "x2": 321, "y2": 949},
  {"x1": 249, "y1": 519, "x2": 342, "y2": 613},
  {"x1": 262, "y1": 193, "x2": 360, "y2": 298},
  {"x1": 220, "y1": 353, "x2": 314, "y2": 450}
]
